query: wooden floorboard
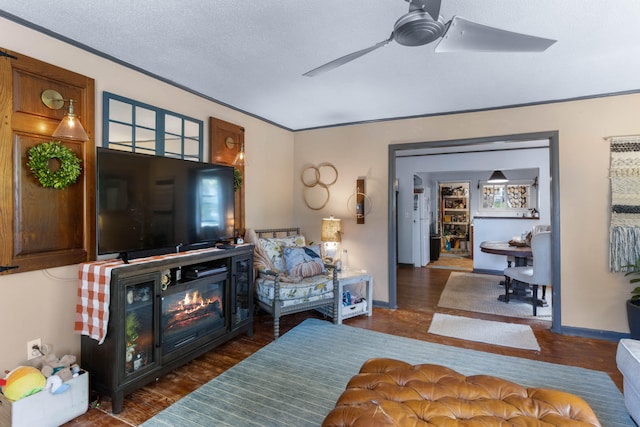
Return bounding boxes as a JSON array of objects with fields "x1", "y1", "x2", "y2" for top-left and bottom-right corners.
[{"x1": 63, "y1": 265, "x2": 622, "y2": 426}]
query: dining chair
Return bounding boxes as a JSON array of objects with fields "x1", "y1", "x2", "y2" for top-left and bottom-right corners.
[
  {"x1": 503, "y1": 231, "x2": 551, "y2": 316},
  {"x1": 506, "y1": 224, "x2": 551, "y2": 268}
]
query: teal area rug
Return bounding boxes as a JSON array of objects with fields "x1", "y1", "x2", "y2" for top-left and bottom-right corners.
[{"x1": 141, "y1": 318, "x2": 632, "y2": 427}]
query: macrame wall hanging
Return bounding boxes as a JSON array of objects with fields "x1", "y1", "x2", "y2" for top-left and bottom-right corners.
[{"x1": 609, "y1": 135, "x2": 640, "y2": 271}]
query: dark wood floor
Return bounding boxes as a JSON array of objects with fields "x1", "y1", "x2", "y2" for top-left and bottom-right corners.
[{"x1": 63, "y1": 265, "x2": 622, "y2": 426}]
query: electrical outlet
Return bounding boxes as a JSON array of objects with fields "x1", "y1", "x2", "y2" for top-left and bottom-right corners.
[{"x1": 27, "y1": 338, "x2": 41, "y2": 360}]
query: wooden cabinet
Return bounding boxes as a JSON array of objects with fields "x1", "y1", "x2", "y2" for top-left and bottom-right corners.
[
  {"x1": 80, "y1": 246, "x2": 253, "y2": 413},
  {"x1": 0, "y1": 49, "x2": 95, "y2": 273},
  {"x1": 439, "y1": 182, "x2": 470, "y2": 255},
  {"x1": 210, "y1": 117, "x2": 245, "y2": 234}
]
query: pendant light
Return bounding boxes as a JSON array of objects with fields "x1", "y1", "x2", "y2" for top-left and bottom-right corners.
[{"x1": 488, "y1": 170, "x2": 508, "y2": 183}]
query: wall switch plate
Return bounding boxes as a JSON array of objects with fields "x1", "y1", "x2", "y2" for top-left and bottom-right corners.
[{"x1": 27, "y1": 338, "x2": 41, "y2": 360}]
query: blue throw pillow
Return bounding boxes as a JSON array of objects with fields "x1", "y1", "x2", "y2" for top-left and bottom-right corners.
[{"x1": 283, "y1": 245, "x2": 325, "y2": 278}]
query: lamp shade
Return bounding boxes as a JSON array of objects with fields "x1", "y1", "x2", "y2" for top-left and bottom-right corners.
[
  {"x1": 488, "y1": 170, "x2": 508, "y2": 183},
  {"x1": 321, "y1": 217, "x2": 342, "y2": 242},
  {"x1": 52, "y1": 100, "x2": 89, "y2": 141},
  {"x1": 232, "y1": 144, "x2": 246, "y2": 166},
  {"x1": 52, "y1": 114, "x2": 89, "y2": 141}
]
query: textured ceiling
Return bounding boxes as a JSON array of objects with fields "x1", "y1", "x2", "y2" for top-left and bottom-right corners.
[{"x1": 2, "y1": 1, "x2": 640, "y2": 131}]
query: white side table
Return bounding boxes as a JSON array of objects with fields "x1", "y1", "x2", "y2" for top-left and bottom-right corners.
[{"x1": 335, "y1": 269, "x2": 373, "y2": 324}]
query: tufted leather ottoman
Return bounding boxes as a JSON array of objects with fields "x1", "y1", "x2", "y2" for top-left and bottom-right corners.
[{"x1": 322, "y1": 358, "x2": 601, "y2": 426}]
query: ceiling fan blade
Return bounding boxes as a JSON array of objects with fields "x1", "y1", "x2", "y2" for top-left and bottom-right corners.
[
  {"x1": 435, "y1": 16, "x2": 556, "y2": 53},
  {"x1": 406, "y1": 0, "x2": 441, "y2": 21},
  {"x1": 303, "y1": 35, "x2": 394, "y2": 77}
]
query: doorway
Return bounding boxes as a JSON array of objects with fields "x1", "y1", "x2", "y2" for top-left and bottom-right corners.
[
  {"x1": 438, "y1": 181, "x2": 471, "y2": 259},
  {"x1": 388, "y1": 131, "x2": 561, "y2": 332}
]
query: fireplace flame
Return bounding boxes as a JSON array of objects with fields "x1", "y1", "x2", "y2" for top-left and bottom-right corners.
[
  {"x1": 178, "y1": 290, "x2": 219, "y2": 314},
  {"x1": 163, "y1": 285, "x2": 224, "y2": 339},
  {"x1": 183, "y1": 290, "x2": 202, "y2": 306}
]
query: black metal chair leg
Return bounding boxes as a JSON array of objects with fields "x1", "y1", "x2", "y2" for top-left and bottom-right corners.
[
  {"x1": 532, "y1": 284, "x2": 538, "y2": 316},
  {"x1": 504, "y1": 276, "x2": 510, "y2": 303}
]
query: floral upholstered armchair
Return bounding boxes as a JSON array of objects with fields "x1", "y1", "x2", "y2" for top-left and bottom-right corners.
[{"x1": 245, "y1": 227, "x2": 339, "y2": 339}]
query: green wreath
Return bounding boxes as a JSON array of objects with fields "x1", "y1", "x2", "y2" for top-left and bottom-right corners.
[
  {"x1": 27, "y1": 141, "x2": 82, "y2": 189},
  {"x1": 234, "y1": 168, "x2": 243, "y2": 192}
]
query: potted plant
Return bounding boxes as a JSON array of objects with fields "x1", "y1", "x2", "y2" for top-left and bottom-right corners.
[
  {"x1": 624, "y1": 259, "x2": 640, "y2": 339},
  {"x1": 125, "y1": 312, "x2": 140, "y2": 367}
]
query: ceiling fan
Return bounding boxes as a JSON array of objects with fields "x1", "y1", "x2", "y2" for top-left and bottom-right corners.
[{"x1": 303, "y1": 0, "x2": 556, "y2": 77}]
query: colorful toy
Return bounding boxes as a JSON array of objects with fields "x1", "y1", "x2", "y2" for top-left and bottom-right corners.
[
  {"x1": 1, "y1": 366, "x2": 46, "y2": 401},
  {"x1": 38, "y1": 354, "x2": 76, "y2": 380},
  {"x1": 33, "y1": 353, "x2": 78, "y2": 394}
]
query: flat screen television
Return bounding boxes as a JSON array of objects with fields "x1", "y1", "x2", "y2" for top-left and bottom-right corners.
[{"x1": 96, "y1": 148, "x2": 235, "y2": 259}]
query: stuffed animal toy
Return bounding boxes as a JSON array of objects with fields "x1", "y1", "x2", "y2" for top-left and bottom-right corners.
[
  {"x1": 34, "y1": 353, "x2": 78, "y2": 394},
  {"x1": 0, "y1": 365, "x2": 46, "y2": 401}
]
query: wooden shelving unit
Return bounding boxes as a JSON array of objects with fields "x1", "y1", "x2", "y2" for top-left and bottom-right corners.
[{"x1": 439, "y1": 182, "x2": 470, "y2": 256}]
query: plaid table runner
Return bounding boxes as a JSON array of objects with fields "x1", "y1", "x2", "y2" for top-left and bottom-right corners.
[{"x1": 75, "y1": 259, "x2": 123, "y2": 344}]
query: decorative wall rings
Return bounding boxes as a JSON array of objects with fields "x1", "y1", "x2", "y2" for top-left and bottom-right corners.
[
  {"x1": 303, "y1": 184, "x2": 330, "y2": 210},
  {"x1": 301, "y1": 162, "x2": 338, "y2": 210},
  {"x1": 301, "y1": 163, "x2": 338, "y2": 187},
  {"x1": 301, "y1": 165, "x2": 320, "y2": 188}
]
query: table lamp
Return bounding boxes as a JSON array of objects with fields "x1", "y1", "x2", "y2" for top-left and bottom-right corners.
[{"x1": 321, "y1": 216, "x2": 342, "y2": 265}]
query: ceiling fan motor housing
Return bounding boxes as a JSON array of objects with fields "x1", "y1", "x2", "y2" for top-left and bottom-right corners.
[{"x1": 394, "y1": 11, "x2": 445, "y2": 46}]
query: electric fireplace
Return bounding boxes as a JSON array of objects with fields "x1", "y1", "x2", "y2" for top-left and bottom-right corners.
[
  {"x1": 161, "y1": 273, "x2": 226, "y2": 355},
  {"x1": 80, "y1": 245, "x2": 254, "y2": 415}
]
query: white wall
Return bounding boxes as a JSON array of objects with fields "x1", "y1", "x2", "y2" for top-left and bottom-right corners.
[
  {"x1": 0, "y1": 18, "x2": 295, "y2": 371},
  {"x1": 292, "y1": 126, "x2": 389, "y2": 302},
  {"x1": 293, "y1": 96, "x2": 639, "y2": 337}
]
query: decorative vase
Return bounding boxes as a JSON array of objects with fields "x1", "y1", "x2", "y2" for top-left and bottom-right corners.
[{"x1": 627, "y1": 300, "x2": 640, "y2": 340}]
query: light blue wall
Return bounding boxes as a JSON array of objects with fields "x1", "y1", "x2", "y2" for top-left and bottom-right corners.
[{"x1": 397, "y1": 147, "x2": 550, "y2": 265}]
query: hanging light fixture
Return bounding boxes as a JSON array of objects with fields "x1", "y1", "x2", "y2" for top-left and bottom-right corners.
[
  {"x1": 41, "y1": 89, "x2": 90, "y2": 141},
  {"x1": 488, "y1": 170, "x2": 508, "y2": 183},
  {"x1": 232, "y1": 142, "x2": 246, "y2": 166}
]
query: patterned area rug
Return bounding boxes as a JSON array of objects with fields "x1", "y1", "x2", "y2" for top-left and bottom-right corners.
[
  {"x1": 141, "y1": 318, "x2": 631, "y2": 427},
  {"x1": 438, "y1": 271, "x2": 552, "y2": 319},
  {"x1": 428, "y1": 313, "x2": 541, "y2": 351}
]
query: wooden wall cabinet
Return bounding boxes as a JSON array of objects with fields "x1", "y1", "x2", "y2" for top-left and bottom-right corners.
[
  {"x1": 210, "y1": 117, "x2": 245, "y2": 234},
  {"x1": 0, "y1": 49, "x2": 95, "y2": 273}
]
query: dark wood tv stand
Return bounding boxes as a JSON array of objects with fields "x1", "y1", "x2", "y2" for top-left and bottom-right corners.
[{"x1": 79, "y1": 245, "x2": 254, "y2": 413}]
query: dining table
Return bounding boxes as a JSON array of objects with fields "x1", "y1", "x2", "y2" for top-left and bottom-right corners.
[
  {"x1": 479, "y1": 240, "x2": 535, "y2": 302},
  {"x1": 479, "y1": 241, "x2": 532, "y2": 267}
]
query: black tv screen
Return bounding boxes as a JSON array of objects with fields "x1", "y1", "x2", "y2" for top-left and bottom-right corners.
[{"x1": 97, "y1": 148, "x2": 235, "y2": 257}]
